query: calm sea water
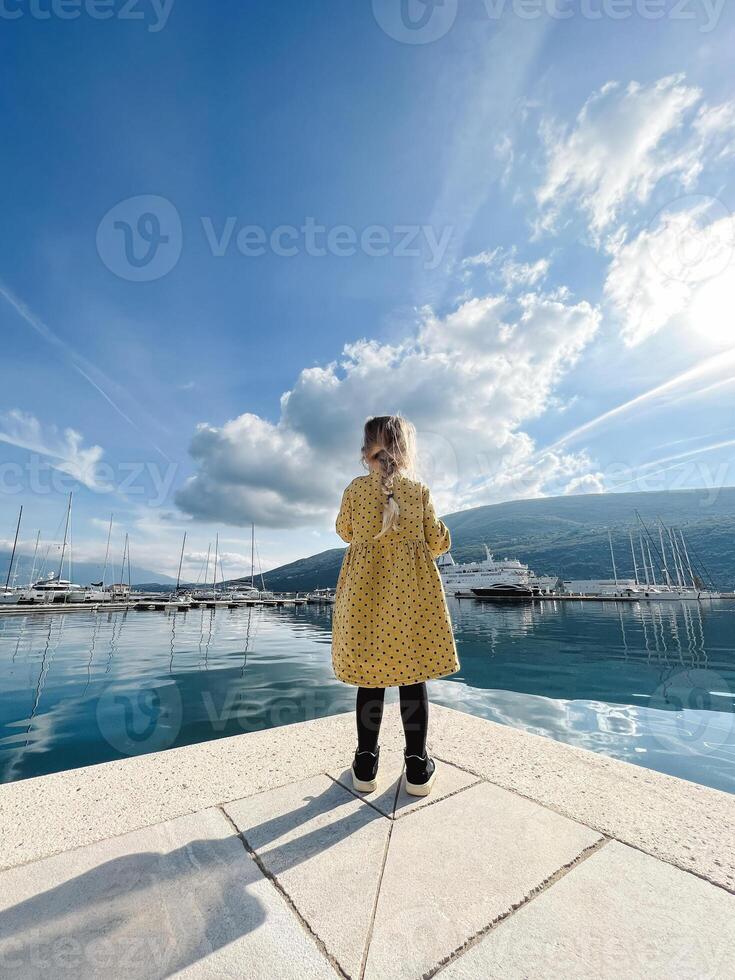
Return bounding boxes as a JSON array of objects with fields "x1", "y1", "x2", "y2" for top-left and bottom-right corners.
[{"x1": 0, "y1": 599, "x2": 733, "y2": 792}]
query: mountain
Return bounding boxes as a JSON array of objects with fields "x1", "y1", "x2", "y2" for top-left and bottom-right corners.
[
  {"x1": 251, "y1": 487, "x2": 735, "y2": 592},
  {"x1": 0, "y1": 551, "x2": 176, "y2": 587}
]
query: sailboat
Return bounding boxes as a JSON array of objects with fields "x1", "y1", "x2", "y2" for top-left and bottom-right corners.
[{"x1": 26, "y1": 495, "x2": 85, "y2": 604}]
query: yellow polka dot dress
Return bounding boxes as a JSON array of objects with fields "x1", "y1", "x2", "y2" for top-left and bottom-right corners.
[{"x1": 332, "y1": 471, "x2": 459, "y2": 688}]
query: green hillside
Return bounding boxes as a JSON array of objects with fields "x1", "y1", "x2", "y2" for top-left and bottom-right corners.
[{"x1": 255, "y1": 488, "x2": 735, "y2": 592}]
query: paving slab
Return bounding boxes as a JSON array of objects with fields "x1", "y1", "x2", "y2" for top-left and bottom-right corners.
[
  {"x1": 329, "y1": 749, "x2": 405, "y2": 817},
  {"x1": 0, "y1": 807, "x2": 336, "y2": 980},
  {"x1": 0, "y1": 710, "x2": 368, "y2": 871},
  {"x1": 329, "y1": 749, "x2": 478, "y2": 818},
  {"x1": 224, "y1": 774, "x2": 391, "y2": 979},
  {"x1": 2, "y1": 702, "x2": 733, "y2": 896},
  {"x1": 363, "y1": 780, "x2": 602, "y2": 980},
  {"x1": 427, "y1": 703, "x2": 735, "y2": 891},
  {"x1": 438, "y1": 840, "x2": 735, "y2": 979},
  {"x1": 394, "y1": 759, "x2": 479, "y2": 819}
]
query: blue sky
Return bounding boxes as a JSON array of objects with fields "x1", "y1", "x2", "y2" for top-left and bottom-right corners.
[{"x1": 1, "y1": 0, "x2": 734, "y2": 580}]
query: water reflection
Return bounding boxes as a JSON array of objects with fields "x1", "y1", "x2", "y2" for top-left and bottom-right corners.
[{"x1": 0, "y1": 599, "x2": 733, "y2": 792}]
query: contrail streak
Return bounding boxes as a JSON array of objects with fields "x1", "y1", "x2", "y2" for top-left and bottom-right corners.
[
  {"x1": 542, "y1": 347, "x2": 735, "y2": 454},
  {"x1": 606, "y1": 438, "x2": 735, "y2": 490},
  {"x1": 0, "y1": 280, "x2": 172, "y2": 461}
]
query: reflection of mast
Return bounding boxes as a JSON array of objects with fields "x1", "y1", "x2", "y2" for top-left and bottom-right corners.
[{"x1": 25, "y1": 617, "x2": 65, "y2": 745}]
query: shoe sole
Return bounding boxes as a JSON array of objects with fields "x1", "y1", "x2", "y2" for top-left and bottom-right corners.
[
  {"x1": 352, "y1": 773, "x2": 378, "y2": 793},
  {"x1": 405, "y1": 769, "x2": 437, "y2": 797}
]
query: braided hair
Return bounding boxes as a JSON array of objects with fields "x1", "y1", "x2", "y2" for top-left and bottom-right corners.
[{"x1": 361, "y1": 415, "x2": 417, "y2": 539}]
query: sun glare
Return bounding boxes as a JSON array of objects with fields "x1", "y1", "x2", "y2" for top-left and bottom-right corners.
[{"x1": 688, "y1": 273, "x2": 735, "y2": 348}]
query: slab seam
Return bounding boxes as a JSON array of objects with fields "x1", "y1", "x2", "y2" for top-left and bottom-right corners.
[
  {"x1": 393, "y1": 778, "x2": 483, "y2": 820},
  {"x1": 597, "y1": 831, "x2": 735, "y2": 896},
  {"x1": 327, "y1": 772, "x2": 398, "y2": 821},
  {"x1": 217, "y1": 805, "x2": 348, "y2": 978},
  {"x1": 0, "y1": 763, "x2": 343, "y2": 874},
  {"x1": 432, "y1": 752, "x2": 735, "y2": 893},
  {"x1": 425, "y1": 835, "x2": 611, "y2": 979},
  {"x1": 359, "y1": 776, "x2": 402, "y2": 980}
]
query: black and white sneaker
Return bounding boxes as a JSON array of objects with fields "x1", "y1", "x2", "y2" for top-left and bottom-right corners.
[
  {"x1": 352, "y1": 747, "x2": 380, "y2": 793},
  {"x1": 404, "y1": 750, "x2": 437, "y2": 796}
]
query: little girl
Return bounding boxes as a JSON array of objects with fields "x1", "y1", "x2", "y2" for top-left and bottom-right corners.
[{"x1": 333, "y1": 415, "x2": 459, "y2": 796}]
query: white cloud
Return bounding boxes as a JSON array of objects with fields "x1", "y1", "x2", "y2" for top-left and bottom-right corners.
[
  {"x1": 535, "y1": 75, "x2": 735, "y2": 238},
  {"x1": 462, "y1": 247, "x2": 550, "y2": 290},
  {"x1": 176, "y1": 288, "x2": 601, "y2": 528},
  {"x1": 604, "y1": 197, "x2": 735, "y2": 346},
  {"x1": 563, "y1": 473, "x2": 606, "y2": 496},
  {"x1": 0, "y1": 410, "x2": 106, "y2": 490}
]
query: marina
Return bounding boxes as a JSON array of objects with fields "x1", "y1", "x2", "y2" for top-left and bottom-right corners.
[
  {"x1": 1, "y1": 597, "x2": 733, "y2": 793},
  {"x1": 438, "y1": 517, "x2": 731, "y2": 603}
]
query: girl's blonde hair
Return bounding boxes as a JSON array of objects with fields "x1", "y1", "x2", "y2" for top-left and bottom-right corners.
[{"x1": 361, "y1": 415, "x2": 417, "y2": 539}]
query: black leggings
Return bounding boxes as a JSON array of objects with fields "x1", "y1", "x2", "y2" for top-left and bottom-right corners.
[{"x1": 356, "y1": 683, "x2": 429, "y2": 757}]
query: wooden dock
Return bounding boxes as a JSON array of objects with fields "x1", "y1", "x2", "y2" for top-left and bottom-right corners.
[{"x1": 0, "y1": 597, "x2": 308, "y2": 617}]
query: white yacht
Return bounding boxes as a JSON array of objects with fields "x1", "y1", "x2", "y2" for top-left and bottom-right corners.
[
  {"x1": 561, "y1": 578, "x2": 641, "y2": 597},
  {"x1": 438, "y1": 546, "x2": 534, "y2": 598},
  {"x1": 25, "y1": 574, "x2": 86, "y2": 604},
  {"x1": 306, "y1": 588, "x2": 336, "y2": 603}
]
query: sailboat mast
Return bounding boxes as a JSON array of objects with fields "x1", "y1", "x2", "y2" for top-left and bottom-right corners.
[
  {"x1": 4, "y1": 505, "x2": 22, "y2": 591},
  {"x1": 658, "y1": 524, "x2": 671, "y2": 586},
  {"x1": 638, "y1": 533, "x2": 650, "y2": 587},
  {"x1": 176, "y1": 531, "x2": 187, "y2": 592},
  {"x1": 679, "y1": 530, "x2": 696, "y2": 589},
  {"x1": 628, "y1": 531, "x2": 639, "y2": 585},
  {"x1": 203, "y1": 544, "x2": 211, "y2": 593},
  {"x1": 126, "y1": 534, "x2": 131, "y2": 590},
  {"x1": 213, "y1": 533, "x2": 219, "y2": 599},
  {"x1": 251, "y1": 523, "x2": 255, "y2": 590},
  {"x1": 646, "y1": 539, "x2": 657, "y2": 587},
  {"x1": 28, "y1": 530, "x2": 41, "y2": 589},
  {"x1": 57, "y1": 493, "x2": 72, "y2": 580},
  {"x1": 668, "y1": 527, "x2": 684, "y2": 587},
  {"x1": 101, "y1": 514, "x2": 113, "y2": 588},
  {"x1": 607, "y1": 529, "x2": 619, "y2": 586}
]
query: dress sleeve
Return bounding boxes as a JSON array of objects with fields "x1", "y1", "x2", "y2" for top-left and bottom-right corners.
[
  {"x1": 422, "y1": 485, "x2": 451, "y2": 558},
  {"x1": 335, "y1": 485, "x2": 353, "y2": 543}
]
